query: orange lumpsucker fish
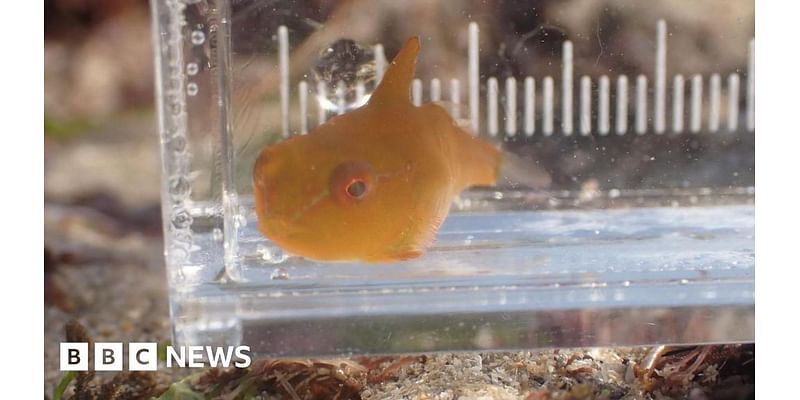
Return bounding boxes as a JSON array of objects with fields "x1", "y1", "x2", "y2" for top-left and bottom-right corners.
[{"x1": 253, "y1": 37, "x2": 509, "y2": 262}]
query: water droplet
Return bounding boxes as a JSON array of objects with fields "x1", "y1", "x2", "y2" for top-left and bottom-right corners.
[
  {"x1": 168, "y1": 246, "x2": 190, "y2": 264},
  {"x1": 171, "y1": 136, "x2": 187, "y2": 153},
  {"x1": 679, "y1": 279, "x2": 689, "y2": 285},
  {"x1": 594, "y1": 230, "x2": 600, "y2": 235},
  {"x1": 187, "y1": 82, "x2": 199, "y2": 96},
  {"x1": 492, "y1": 191, "x2": 504, "y2": 200},
  {"x1": 171, "y1": 208, "x2": 193, "y2": 229},
  {"x1": 212, "y1": 228, "x2": 223, "y2": 241},
  {"x1": 173, "y1": 230, "x2": 192, "y2": 245},
  {"x1": 463, "y1": 234, "x2": 475, "y2": 245},
  {"x1": 191, "y1": 30, "x2": 206, "y2": 45},
  {"x1": 270, "y1": 267, "x2": 290, "y2": 280},
  {"x1": 258, "y1": 245, "x2": 288, "y2": 264},
  {"x1": 168, "y1": 176, "x2": 191, "y2": 199},
  {"x1": 234, "y1": 214, "x2": 247, "y2": 228},
  {"x1": 312, "y1": 39, "x2": 377, "y2": 113},
  {"x1": 622, "y1": 280, "x2": 631, "y2": 287},
  {"x1": 186, "y1": 63, "x2": 199, "y2": 76},
  {"x1": 608, "y1": 188, "x2": 621, "y2": 198}
]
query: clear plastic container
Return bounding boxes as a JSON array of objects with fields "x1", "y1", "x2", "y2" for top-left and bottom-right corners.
[{"x1": 150, "y1": 0, "x2": 754, "y2": 356}]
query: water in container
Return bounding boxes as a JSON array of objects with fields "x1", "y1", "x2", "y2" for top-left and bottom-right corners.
[{"x1": 149, "y1": 0, "x2": 754, "y2": 356}]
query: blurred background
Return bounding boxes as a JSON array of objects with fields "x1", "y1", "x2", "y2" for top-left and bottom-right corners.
[{"x1": 45, "y1": 0, "x2": 160, "y2": 209}]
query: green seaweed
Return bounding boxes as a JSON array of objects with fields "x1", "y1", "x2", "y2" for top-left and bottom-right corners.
[
  {"x1": 155, "y1": 372, "x2": 207, "y2": 400},
  {"x1": 157, "y1": 340, "x2": 171, "y2": 362},
  {"x1": 52, "y1": 370, "x2": 78, "y2": 400},
  {"x1": 44, "y1": 116, "x2": 93, "y2": 139}
]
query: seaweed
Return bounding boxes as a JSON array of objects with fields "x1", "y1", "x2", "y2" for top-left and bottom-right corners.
[
  {"x1": 54, "y1": 371, "x2": 78, "y2": 400},
  {"x1": 636, "y1": 344, "x2": 753, "y2": 397},
  {"x1": 155, "y1": 359, "x2": 367, "y2": 400}
]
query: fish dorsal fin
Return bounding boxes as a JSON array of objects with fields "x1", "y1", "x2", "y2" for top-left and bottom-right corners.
[{"x1": 369, "y1": 36, "x2": 420, "y2": 106}]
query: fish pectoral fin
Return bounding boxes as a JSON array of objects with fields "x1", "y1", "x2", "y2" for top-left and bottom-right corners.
[
  {"x1": 388, "y1": 249, "x2": 424, "y2": 261},
  {"x1": 499, "y1": 152, "x2": 552, "y2": 189},
  {"x1": 366, "y1": 247, "x2": 424, "y2": 263},
  {"x1": 365, "y1": 220, "x2": 437, "y2": 263}
]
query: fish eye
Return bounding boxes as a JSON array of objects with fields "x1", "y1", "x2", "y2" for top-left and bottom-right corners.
[
  {"x1": 346, "y1": 179, "x2": 368, "y2": 199},
  {"x1": 330, "y1": 161, "x2": 374, "y2": 205}
]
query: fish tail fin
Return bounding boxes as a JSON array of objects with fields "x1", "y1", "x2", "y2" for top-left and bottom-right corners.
[
  {"x1": 369, "y1": 37, "x2": 420, "y2": 106},
  {"x1": 449, "y1": 125, "x2": 503, "y2": 189},
  {"x1": 498, "y1": 151, "x2": 552, "y2": 189},
  {"x1": 448, "y1": 123, "x2": 552, "y2": 190}
]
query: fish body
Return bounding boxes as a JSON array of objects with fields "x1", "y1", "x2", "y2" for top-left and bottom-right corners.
[{"x1": 253, "y1": 37, "x2": 501, "y2": 262}]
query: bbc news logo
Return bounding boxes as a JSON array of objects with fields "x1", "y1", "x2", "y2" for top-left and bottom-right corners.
[{"x1": 60, "y1": 342, "x2": 252, "y2": 371}]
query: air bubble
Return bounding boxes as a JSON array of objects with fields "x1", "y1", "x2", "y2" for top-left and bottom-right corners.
[
  {"x1": 168, "y1": 247, "x2": 190, "y2": 264},
  {"x1": 258, "y1": 245, "x2": 288, "y2": 264},
  {"x1": 170, "y1": 136, "x2": 187, "y2": 153},
  {"x1": 234, "y1": 214, "x2": 247, "y2": 228},
  {"x1": 168, "y1": 176, "x2": 191, "y2": 199},
  {"x1": 186, "y1": 63, "x2": 199, "y2": 76},
  {"x1": 270, "y1": 267, "x2": 290, "y2": 280},
  {"x1": 312, "y1": 39, "x2": 377, "y2": 113},
  {"x1": 187, "y1": 82, "x2": 199, "y2": 96},
  {"x1": 171, "y1": 209, "x2": 193, "y2": 229},
  {"x1": 464, "y1": 234, "x2": 475, "y2": 245},
  {"x1": 173, "y1": 230, "x2": 192, "y2": 245},
  {"x1": 191, "y1": 30, "x2": 206, "y2": 45}
]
